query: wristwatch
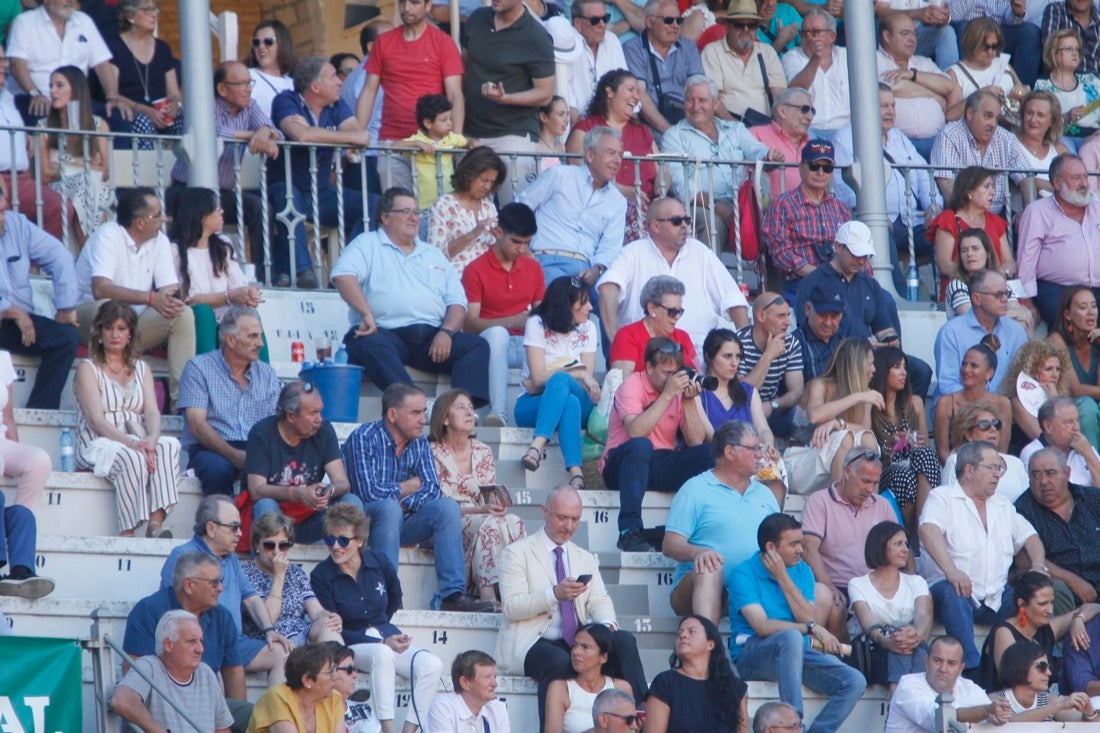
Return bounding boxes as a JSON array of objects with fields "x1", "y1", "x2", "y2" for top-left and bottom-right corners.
[
  {"x1": 770, "y1": 399, "x2": 779, "y2": 411},
  {"x1": 805, "y1": 621, "x2": 816, "y2": 635},
  {"x1": 910, "y1": 69, "x2": 917, "y2": 82}
]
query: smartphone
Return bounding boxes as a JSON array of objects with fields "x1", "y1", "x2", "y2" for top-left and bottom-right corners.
[{"x1": 576, "y1": 574, "x2": 592, "y2": 585}]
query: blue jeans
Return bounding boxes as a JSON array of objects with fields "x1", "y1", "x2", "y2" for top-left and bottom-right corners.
[
  {"x1": 930, "y1": 579, "x2": 1014, "y2": 669},
  {"x1": 252, "y1": 493, "x2": 364, "y2": 545},
  {"x1": 0, "y1": 493, "x2": 35, "y2": 572},
  {"x1": 916, "y1": 22, "x2": 958, "y2": 68},
  {"x1": 601, "y1": 437, "x2": 714, "y2": 531},
  {"x1": 736, "y1": 630, "x2": 866, "y2": 733},
  {"x1": 269, "y1": 182, "x2": 366, "y2": 280},
  {"x1": 361, "y1": 496, "x2": 466, "y2": 599},
  {"x1": 514, "y1": 372, "x2": 595, "y2": 468},
  {"x1": 188, "y1": 442, "x2": 246, "y2": 496},
  {"x1": 480, "y1": 327, "x2": 525, "y2": 416},
  {"x1": 910, "y1": 136, "x2": 937, "y2": 161}
]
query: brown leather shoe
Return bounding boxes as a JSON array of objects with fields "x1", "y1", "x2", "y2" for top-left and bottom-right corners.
[{"x1": 440, "y1": 592, "x2": 498, "y2": 613}]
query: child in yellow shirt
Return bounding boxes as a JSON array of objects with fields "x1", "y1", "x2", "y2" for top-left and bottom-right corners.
[{"x1": 403, "y1": 94, "x2": 476, "y2": 218}]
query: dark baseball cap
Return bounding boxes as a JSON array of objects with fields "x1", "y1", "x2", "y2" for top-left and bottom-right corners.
[
  {"x1": 801, "y1": 139, "x2": 835, "y2": 164},
  {"x1": 805, "y1": 278, "x2": 846, "y2": 314}
]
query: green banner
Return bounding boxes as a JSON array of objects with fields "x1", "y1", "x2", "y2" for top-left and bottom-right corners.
[{"x1": 0, "y1": 636, "x2": 82, "y2": 733}]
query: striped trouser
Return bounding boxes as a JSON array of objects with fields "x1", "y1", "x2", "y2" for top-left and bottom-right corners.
[{"x1": 109, "y1": 437, "x2": 181, "y2": 532}]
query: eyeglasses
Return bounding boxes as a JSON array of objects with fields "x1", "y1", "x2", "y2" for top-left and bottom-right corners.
[
  {"x1": 807, "y1": 162, "x2": 834, "y2": 173},
  {"x1": 980, "y1": 333, "x2": 1001, "y2": 352},
  {"x1": 802, "y1": 27, "x2": 829, "y2": 36},
  {"x1": 783, "y1": 103, "x2": 817, "y2": 116},
  {"x1": 211, "y1": 520, "x2": 243, "y2": 532},
  {"x1": 387, "y1": 207, "x2": 420, "y2": 217},
  {"x1": 261, "y1": 540, "x2": 294, "y2": 551},
  {"x1": 144, "y1": 210, "x2": 165, "y2": 220},
  {"x1": 976, "y1": 290, "x2": 1012, "y2": 300},
  {"x1": 653, "y1": 15, "x2": 682, "y2": 24},
  {"x1": 655, "y1": 215, "x2": 692, "y2": 226},
  {"x1": 1058, "y1": 46, "x2": 1081, "y2": 53},
  {"x1": 333, "y1": 664, "x2": 357, "y2": 674},
  {"x1": 324, "y1": 534, "x2": 355, "y2": 547},
  {"x1": 583, "y1": 13, "x2": 612, "y2": 24},
  {"x1": 730, "y1": 21, "x2": 758, "y2": 29},
  {"x1": 974, "y1": 418, "x2": 1003, "y2": 431},
  {"x1": 656, "y1": 341, "x2": 684, "y2": 354},
  {"x1": 655, "y1": 303, "x2": 686, "y2": 318},
  {"x1": 1034, "y1": 661, "x2": 1051, "y2": 673},
  {"x1": 252, "y1": 37, "x2": 277, "y2": 47},
  {"x1": 189, "y1": 575, "x2": 224, "y2": 588},
  {"x1": 978, "y1": 462, "x2": 1007, "y2": 476},
  {"x1": 734, "y1": 443, "x2": 764, "y2": 453},
  {"x1": 223, "y1": 79, "x2": 256, "y2": 88},
  {"x1": 771, "y1": 724, "x2": 804, "y2": 731},
  {"x1": 845, "y1": 449, "x2": 880, "y2": 467},
  {"x1": 604, "y1": 712, "x2": 641, "y2": 726}
]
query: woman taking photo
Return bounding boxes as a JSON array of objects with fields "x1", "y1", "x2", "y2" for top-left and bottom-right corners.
[
  {"x1": 544, "y1": 623, "x2": 634, "y2": 733},
  {"x1": 246, "y1": 20, "x2": 296, "y2": 117},
  {"x1": 568, "y1": 70, "x2": 661, "y2": 242},
  {"x1": 932, "y1": 344, "x2": 1012, "y2": 462},
  {"x1": 246, "y1": 644, "x2": 348, "y2": 733},
  {"x1": 848, "y1": 521, "x2": 932, "y2": 691},
  {"x1": 942, "y1": 400, "x2": 1028, "y2": 501},
  {"x1": 310, "y1": 504, "x2": 443, "y2": 733},
  {"x1": 989, "y1": 641, "x2": 1098, "y2": 722},
  {"x1": 515, "y1": 276, "x2": 600, "y2": 491},
  {"x1": 170, "y1": 187, "x2": 263, "y2": 354},
  {"x1": 1047, "y1": 285, "x2": 1100, "y2": 448},
  {"x1": 869, "y1": 347, "x2": 940, "y2": 535},
  {"x1": 928, "y1": 166, "x2": 1014, "y2": 300},
  {"x1": 429, "y1": 388, "x2": 526, "y2": 606},
  {"x1": 427, "y1": 147, "x2": 507, "y2": 276},
  {"x1": 73, "y1": 301, "x2": 180, "y2": 538},
  {"x1": 644, "y1": 615, "x2": 748, "y2": 733}
]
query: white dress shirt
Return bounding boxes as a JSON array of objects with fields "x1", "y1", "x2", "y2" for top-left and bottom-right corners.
[
  {"x1": 426, "y1": 693, "x2": 511, "y2": 733},
  {"x1": 6, "y1": 7, "x2": 111, "y2": 95},
  {"x1": 567, "y1": 31, "x2": 628, "y2": 114},
  {"x1": 780, "y1": 46, "x2": 851, "y2": 132},
  {"x1": 1020, "y1": 438, "x2": 1100, "y2": 487},
  {"x1": 886, "y1": 672, "x2": 991, "y2": 733}
]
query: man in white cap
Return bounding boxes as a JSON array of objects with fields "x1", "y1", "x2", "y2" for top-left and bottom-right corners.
[{"x1": 795, "y1": 220, "x2": 933, "y2": 397}]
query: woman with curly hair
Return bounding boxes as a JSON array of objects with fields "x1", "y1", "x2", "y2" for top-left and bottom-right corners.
[
  {"x1": 1000, "y1": 340, "x2": 1075, "y2": 445},
  {"x1": 1046, "y1": 285, "x2": 1100, "y2": 451},
  {"x1": 567, "y1": 69, "x2": 661, "y2": 242},
  {"x1": 645, "y1": 615, "x2": 748, "y2": 733},
  {"x1": 869, "y1": 346, "x2": 940, "y2": 535}
]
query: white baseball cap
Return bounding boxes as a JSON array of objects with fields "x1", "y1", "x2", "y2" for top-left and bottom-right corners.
[{"x1": 835, "y1": 221, "x2": 875, "y2": 258}]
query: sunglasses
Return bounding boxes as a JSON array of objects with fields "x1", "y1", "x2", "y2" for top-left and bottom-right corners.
[
  {"x1": 807, "y1": 162, "x2": 835, "y2": 173},
  {"x1": 974, "y1": 418, "x2": 1003, "y2": 431},
  {"x1": 189, "y1": 575, "x2": 224, "y2": 587},
  {"x1": 980, "y1": 333, "x2": 1002, "y2": 352},
  {"x1": 262, "y1": 540, "x2": 294, "y2": 551},
  {"x1": 605, "y1": 712, "x2": 641, "y2": 726},
  {"x1": 784, "y1": 103, "x2": 817, "y2": 116},
  {"x1": 655, "y1": 215, "x2": 692, "y2": 226},
  {"x1": 584, "y1": 13, "x2": 612, "y2": 24},
  {"x1": 323, "y1": 535, "x2": 355, "y2": 547},
  {"x1": 653, "y1": 15, "x2": 682, "y2": 24},
  {"x1": 730, "y1": 21, "x2": 758, "y2": 29},
  {"x1": 333, "y1": 664, "x2": 357, "y2": 674},
  {"x1": 1034, "y1": 661, "x2": 1050, "y2": 673},
  {"x1": 252, "y1": 37, "x2": 276, "y2": 47},
  {"x1": 656, "y1": 341, "x2": 684, "y2": 354},
  {"x1": 655, "y1": 303, "x2": 686, "y2": 318},
  {"x1": 977, "y1": 289, "x2": 1012, "y2": 300},
  {"x1": 211, "y1": 520, "x2": 243, "y2": 532},
  {"x1": 569, "y1": 276, "x2": 584, "y2": 289},
  {"x1": 845, "y1": 449, "x2": 880, "y2": 467},
  {"x1": 982, "y1": 42, "x2": 1003, "y2": 52},
  {"x1": 762, "y1": 295, "x2": 787, "y2": 310}
]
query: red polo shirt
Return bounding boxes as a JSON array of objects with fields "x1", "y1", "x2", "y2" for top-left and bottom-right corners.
[{"x1": 462, "y1": 249, "x2": 546, "y2": 335}]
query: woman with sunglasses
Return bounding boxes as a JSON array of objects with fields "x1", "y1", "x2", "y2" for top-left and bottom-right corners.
[
  {"x1": 978, "y1": 571, "x2": 1100, "y2": 693},
  {"x1": 568, "y1": 69, "x2": 662, "y2": 243},
  {"x1": 242, "y1": 512, "x2": 343, "y2": 649},
  {"x1": 942, "y1": 400, "x2": 1028, "y2": 500},
  {"x1": 322, "y1": 642, "x2": 378, "y2": 733},
  {"x1": 515, "y1": 276, "x2": 601, "y2": 490},
  {"x1": 544, "y1": 623, "x2": 633, "y2": 733},
  {"x1": 928, "y1": 166, "x2": 1014, "y2": 301},
  {"x1": 869, "y1": 347, "x2": 940, "y2": 538},
  {"x1": 1000, "y1": 340, "x2": 1076, "y2": 446},
  {"x1": 644, "y1": 615, "x2": 748, "y2": 733},
  {"x1": 847, "y1": 521, "x2": 931, "y2": 693},
  {"x1": 246, "y1": 20, "x2": 296, "y2": 118},
  {"x1": 989, "y1": 640, "x2": 1098, "y2": 722},
  {"x1": 609, "y1": 275, "x2": 697, "y2": 374},
  {"x1": 945, "y1": 18, "x2": 1028, "y2": 119},
  {"x1": 1046, "y1": 285, "x2": 1100, "y2": 449},
  {"x1": 933, "y1": 345, "x2": 1012, "y2": 463},
  {"x1": 246, "y1": 643, "x2": 349, "y2": 733},
  {"x1": 310, "y1": 504, "x2": 443, "y2": 733}
]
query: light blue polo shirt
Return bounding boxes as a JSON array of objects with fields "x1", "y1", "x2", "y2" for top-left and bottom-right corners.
[
  {"x1": 728, "y1": 553, "x2": 815, "y2": 658},
  {"x1": 331, "y1": 229, "x2": 467, "y2": 330},
  {"x1": 665, "y1": 471, "x2": 780, "y2": 587}
]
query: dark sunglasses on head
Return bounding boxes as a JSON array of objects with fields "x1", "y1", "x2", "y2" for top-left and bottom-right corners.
[
  {"x1": 974, "y1": 418, "x2": 1003, "y2": 431},
  {"x1": 252, "y1": 37, "x2": 276, "y2": 47},
  {"x1": 323, "y1": 534, "x2": 355, "y2": 548},
  {"x1": 845, "y1": 449, "x2": 880, "y2": 467},
  {"x1": 569, "y1": 276, "x2": 584, "y2": 289},
  {"x1": 762, "y1": 295, "x2": 787, "y2": 310},
  {"x1": 584, "y1": 13, "x2": 612, "y2": 24},
  {"x1": 656, "y1": 341, "x2": 684, "y2": 354},
  {"x1": 807, "y1": 162, "x2": 834, "y2": 173},
  {"x1": 655, "y1": 215, "x2": 692, "y2": 226},
  {"x1": 262, "y1": 540, "x2": 294, "y2": 551}
]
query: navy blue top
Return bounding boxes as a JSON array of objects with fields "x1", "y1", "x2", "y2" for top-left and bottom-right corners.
[
  {"x1": 796, "y1": 263, "x2": 900, "y2": 338},
  {"x1": 123, "y1": 587, "x2": 243, "y2": 670},
  {"x1": 268, "y1": 90, "x2": 354, "y2": 195},
  {"x1": 310, "y1": 549, "x2": 403, "y2": 645}
]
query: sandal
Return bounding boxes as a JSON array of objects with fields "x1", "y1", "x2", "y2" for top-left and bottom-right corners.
[
  {"x1": 569, "y1": 474, "x2": 586, "y2": 491},
  {"x1": 521, "y1": 446, "x2": 543, "y2": 472}
]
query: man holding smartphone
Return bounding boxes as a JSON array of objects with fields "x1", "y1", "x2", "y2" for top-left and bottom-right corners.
[{"x1": 795, "y1": 221, "x2": 933, "y2": 398}]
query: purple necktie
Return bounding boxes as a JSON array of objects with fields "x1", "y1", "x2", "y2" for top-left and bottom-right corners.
[{"x1": 554, "y1": 545, "x2": 578, "y2": 646}]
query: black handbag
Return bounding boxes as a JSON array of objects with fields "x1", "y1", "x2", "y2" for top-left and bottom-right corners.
[
  {"x1": 736, "y1": 55, "x2": 776, "y2": 128},
  {"x1": 846, "y1": 626, "x2": 891, "y2": 685}
]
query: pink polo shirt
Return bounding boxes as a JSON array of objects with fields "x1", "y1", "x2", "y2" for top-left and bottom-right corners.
[
  {"x1": 751, "y1": 121, "x2": 807, "y2": 197},
  {"x1": 600, "y1": 371, "x2": 685, "y2": 472},
  {"x1": 800, "y1": 483, "x2": 899, "y2": 588}
]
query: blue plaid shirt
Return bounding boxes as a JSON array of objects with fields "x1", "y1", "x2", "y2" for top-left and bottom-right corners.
[
  {"x1": 342, "y1": 421, "x2": 441, "y2": 512},
  {"x1": 177, "y1": 350, "x2": 280, "y2": 448}
]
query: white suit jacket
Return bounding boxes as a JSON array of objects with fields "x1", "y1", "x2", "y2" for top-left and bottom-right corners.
[{"x1": 495, "y1": 531, "x2": 617, "y2": 673}]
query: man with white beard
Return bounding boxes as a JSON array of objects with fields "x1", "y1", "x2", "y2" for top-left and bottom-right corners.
[{"x1": 1016, "y1": 153, "x2": 1100, "y2": 330}]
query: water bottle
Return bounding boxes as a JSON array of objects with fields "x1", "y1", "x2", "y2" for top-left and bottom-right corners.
[
  {"x1": 59, "y1": 428, "x2": 76, "y2": 472},
  {"x1": 906, "y1": 263, "x2": 920, "y2": 302},
  {"x1": 334, "y1": 344, "x2": 348, "y2": 365}
]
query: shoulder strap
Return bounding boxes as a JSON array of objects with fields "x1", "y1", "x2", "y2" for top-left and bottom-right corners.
[
  {"x1": 643, "y1": 31, "x2": 664, "y2": 97},
  {"x1": 955, "y1": 63, "x2": 981, "y2": 94},
  {"x1": 757, "y1": 53, "x2": 774, "y2": 110}
]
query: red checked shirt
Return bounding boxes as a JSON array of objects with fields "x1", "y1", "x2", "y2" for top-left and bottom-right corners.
[{"x1": 762, "y1": 186, "x2": 851, "y2": 280}]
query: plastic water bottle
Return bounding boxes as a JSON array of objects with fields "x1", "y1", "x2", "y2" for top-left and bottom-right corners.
[
  {"x1": 333, "y1": 344, "x2": 348, "y2": 365},
  {"x1": 59, "y1": 428, "x2": 76, "y2": 472},
  {"x1": 906, "y1": 263, "x2": 920, "y2": 302}
]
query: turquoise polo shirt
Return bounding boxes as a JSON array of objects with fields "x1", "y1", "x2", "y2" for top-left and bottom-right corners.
[
  {"x1": 728, "y1": 553, "x2": 815, "y2": 657},
  {"x1": 665, "y1": 471, "x2": 780, "y2": 587}
]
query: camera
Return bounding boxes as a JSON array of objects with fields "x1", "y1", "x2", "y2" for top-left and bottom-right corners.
[{"x1": 682, "y1": 368, "x2": 718, "y2": 391}]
